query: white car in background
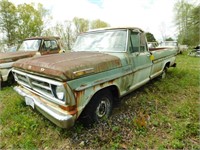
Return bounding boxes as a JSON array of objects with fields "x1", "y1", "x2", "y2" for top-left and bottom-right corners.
[{"x1": 179, "y1": 45, "x2": 188, "y2": 53}]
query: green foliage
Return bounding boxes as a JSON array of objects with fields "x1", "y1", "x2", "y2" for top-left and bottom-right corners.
[
  {"x1": 73, "y1": 17, "x2": 89, "y2": 35},
  {"x1": 174, "y1": 0, "x2": 199, "y2": 46},
  {"x1": 146, "y1": 32, "x2": 156, "y2": 42},
  {"x1": 17, "y1": 3, "x2": 44, "y2": 41},
  {"x1": 0, "y1": 0, "x2": 48, "y2": 46},
  {"x1": 90, "y1": 19, "x2": 110, "y2": 29},
  {"x1": 186, "y1": 5, "x2": 200, "y2": 46},
  {"x1": 0, "y1": 0, "x2": 18, "y2": 46},
  {"x1": 165, "y1": 37, "x2": 174, "y2": 41}
]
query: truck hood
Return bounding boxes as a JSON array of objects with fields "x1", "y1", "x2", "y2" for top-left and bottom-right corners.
[
  {"x1": 0, "y1": 51, "x2": 36, "y2": 63},
  {"x1": 13, "y1": 51, "x2": 122, "y2": 81}
]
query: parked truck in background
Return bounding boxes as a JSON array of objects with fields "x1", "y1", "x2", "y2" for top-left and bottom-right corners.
[
  {"x1": 158, "y1": 41, "x2": 185, "y2": 54},
  {"x1": 0, "y1": 36, "x2": 64, "y2": 86},
  {"x1": 12, "y1": 27, "x2": 177, "y2": 128}
]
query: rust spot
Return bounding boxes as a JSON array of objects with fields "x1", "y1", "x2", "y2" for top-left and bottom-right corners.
[
  {"x1": 108, "y1": 79, "x2": 114, "y2": 85},
  {"x1": 63, "y1": 82, "x2": 79, "y2": 117},
  {"x1": 93, "y1": 85, "x2": 97, "y2": 91},
  {"x1": 75, "y1": 90, "x2": 85, "y2": 99},
  {"x1": 0, "y1": 51, "x2": 36, "y2": 63},
  {"x1": 13, "y1": 52, "x2": 122, "y2": 81},
  {"x1": 63, "y1": 82, "x2": 75, "y2": 105},
  {"x1": 74, "y1": 90, "x2": 86, "y2": 118},
  {"x1": 59, "y1": 105, "x2": 77, "y2": 115},
  {"x1": 100, "y1": 83, "x2": 104, "y2": 88},
  {"x1": 80, "y1": 84, "x2": 87, "y2": 88},
  {"x1": 94, "y1": 79, "x2": 105, "y2": 84}
]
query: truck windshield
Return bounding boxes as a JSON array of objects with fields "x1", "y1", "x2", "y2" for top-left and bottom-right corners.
[
  {"x1": 18, "y1": 40, "x2": 41, "y2": 51},
  {"x1": 72, "y1": 30, "x2": 127, "y2": 52}
]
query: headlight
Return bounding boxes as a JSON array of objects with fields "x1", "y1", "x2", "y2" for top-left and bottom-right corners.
[{"x1": 55, "y1": 85, "x2": 65, "y2": 100}]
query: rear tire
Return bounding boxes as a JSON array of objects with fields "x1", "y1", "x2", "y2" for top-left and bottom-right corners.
[
  {"x1": 161, "y1": 67, "x2": 167, "y2": 79},
  {"x1": 80, "y1": 90, "x2": 113, "y2": 126}
]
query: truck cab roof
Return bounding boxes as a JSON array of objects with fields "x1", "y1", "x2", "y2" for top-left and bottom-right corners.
[
  {"x1": 25, "y1": 36, "x2": 60, "y2": 40},
  {"x1": 87, "y1": 27, "x2": 144, "y2": 33}
]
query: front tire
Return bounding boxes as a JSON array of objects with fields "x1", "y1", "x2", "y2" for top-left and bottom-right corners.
[
  {"x1": 6, "y1": 73, "x2": 15, "y2": 86},
  {"x1": 80, "y1": 90, "x2": 113, "y2": 126}
]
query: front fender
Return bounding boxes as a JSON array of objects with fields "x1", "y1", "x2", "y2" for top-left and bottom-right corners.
[{"x1": 0, "y1": 62, "x2": 14, "y2": 81}]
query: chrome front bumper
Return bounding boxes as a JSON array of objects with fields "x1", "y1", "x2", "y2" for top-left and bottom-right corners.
[{"x1": 14, "y1": 86, "x2": 75, "y2": 128}]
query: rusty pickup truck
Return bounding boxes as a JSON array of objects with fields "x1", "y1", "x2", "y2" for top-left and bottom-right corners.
[
  {"x1": 0, "y1": 36, "x2": 63, "y2": 86},
  {"x1": 12, "y1": 27, "x2": 177, "y2": 128}
]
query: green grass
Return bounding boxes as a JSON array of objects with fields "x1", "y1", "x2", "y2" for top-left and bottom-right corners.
[{"x1": 0, "y1": 52, "x2": 199, "y2": 149}]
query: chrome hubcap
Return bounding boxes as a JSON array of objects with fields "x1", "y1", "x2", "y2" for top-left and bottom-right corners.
[{"x1": 96, "y1": 98, "x2": 110, "y2": 118}]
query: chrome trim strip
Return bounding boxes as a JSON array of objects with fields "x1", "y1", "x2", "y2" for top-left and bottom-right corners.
[
  {"x1": 12, "y1": 69, "x2": 66, "y2": 105},
  {"x1": 18, "y1": 81, "x2": 66, "y2": 105},
  {"x1": 125, "y1": 29, "x2": 128, "y2": 52},
  {"x1": 13, "y1": 69, "x2": 63, "y2": 86},
  {"x1": 31, "y1": 81, "x2": 51, "y2": 90},
  {"x1": 73, "y1": 68, "x2": 94, "y2": 75}
]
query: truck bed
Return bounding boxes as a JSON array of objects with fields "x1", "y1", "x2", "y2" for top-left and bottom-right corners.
[
  {"x1": 150, "y1": 47, "x2": 177, "y2": 60},
  {"x1": 149, "y1": 47, "x2": 168, "y2": 51}
]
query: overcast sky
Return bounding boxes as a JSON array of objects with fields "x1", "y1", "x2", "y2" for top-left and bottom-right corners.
[{"x1": 10, "y1": 0, "x2": 178, "y2": 41}]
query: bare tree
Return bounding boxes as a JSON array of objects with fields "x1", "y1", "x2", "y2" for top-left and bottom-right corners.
[
  {"x1": 159, "y1": 22, "x2": 167, "y2": 41},
  {"x1": 42, "y1": 21, "x2": 75, "y2": 50},
  {"x1": 73, "y1": 17, "x2": 89, "y2": 37}
]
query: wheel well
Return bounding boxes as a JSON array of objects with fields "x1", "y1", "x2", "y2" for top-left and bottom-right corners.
[
  {"x1": 8, "y1": 71, "x2": 14, "y2": 80},
  {"x1": 109, "y1": 85, "x2": 120, "y2": 102},
  {"x1": 165, "y1": 62, "x2": 170, "y2": 68},
  {"x1": 79, "y1": 85, "x2": 120, "y2": 121},
  {"x1": 7, "y1": 70, "x2": 15, "y2": 84},
  {"x1": 93, "y1": 85, "x2": 120, "y2": 105},
  {"x1": 8, "y1": 71, "x2": 13, "y2": 77}
]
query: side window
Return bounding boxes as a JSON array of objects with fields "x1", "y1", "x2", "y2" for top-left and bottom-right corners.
[
  {"x1": 42, "y1": 40, "x2": 58, "y2": 51},
  {"x1": 130, "y1": 32, "x2": 140, "y2": 53},
  {"x1": 140, "y1": 33, "x2": 147, "y2": 52}
]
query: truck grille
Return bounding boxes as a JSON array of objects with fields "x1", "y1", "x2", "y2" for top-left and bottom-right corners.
[{"x1": 12, "y1": 69, "x2": 65, "y2": 104}]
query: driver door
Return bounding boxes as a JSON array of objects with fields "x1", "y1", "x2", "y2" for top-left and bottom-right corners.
[{"x1": 129, "y1": 30, "x2": 152, "y2": 87}]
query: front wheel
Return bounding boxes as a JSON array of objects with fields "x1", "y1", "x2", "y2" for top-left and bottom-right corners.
[
  {"x1": 80, "y1": 90, "x2": 113, "y2": 126},
  {"x1": 6, "y1": 73, "x2": 15, "y2": 86}
]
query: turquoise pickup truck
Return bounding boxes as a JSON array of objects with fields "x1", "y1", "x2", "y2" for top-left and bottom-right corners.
[{"x1": 12, "y1": 27, "x2": 177, "y2": 128}]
